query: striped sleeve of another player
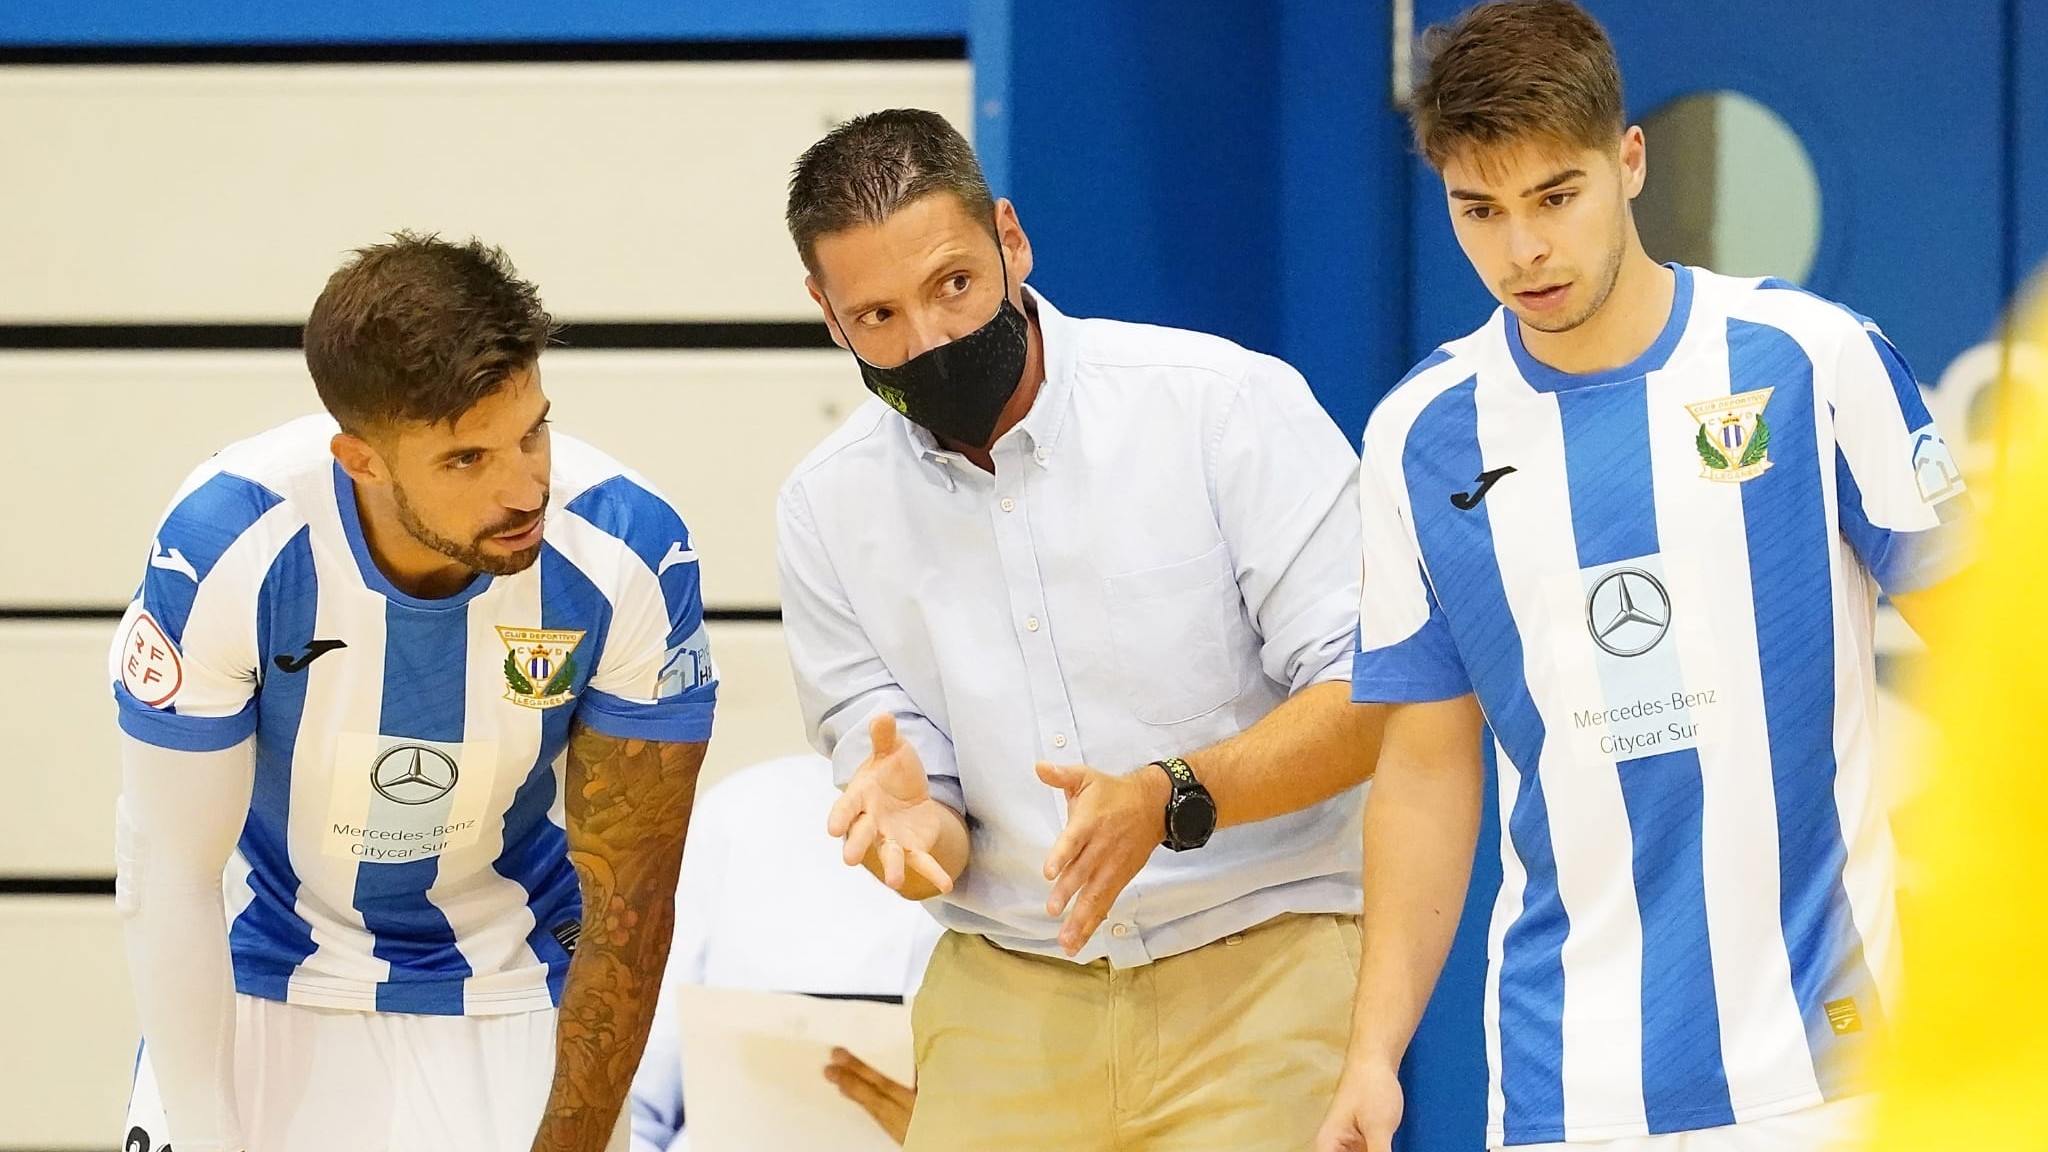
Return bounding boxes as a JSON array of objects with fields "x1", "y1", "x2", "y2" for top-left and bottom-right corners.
[
  {"x1": 1749, "y1": 281, "x2": 1971, "y2": 594},
  {"x1": 1351, "y1": 348, "x2": 1478, "y2": 704},
  {"x1": 556, "y1": 473, "x2": 716, "y2": 744},
  {"x1": 111, "y1": 468, "x2": 305, "y2": 752}
]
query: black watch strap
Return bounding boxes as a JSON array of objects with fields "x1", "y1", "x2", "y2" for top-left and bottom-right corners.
[
  {"x1": 1156, "y1": 756, "x2": 1200, "y2": 790},
  {"x1": 1154, "y1": 756, "x2": 1216, "y2": 852}
]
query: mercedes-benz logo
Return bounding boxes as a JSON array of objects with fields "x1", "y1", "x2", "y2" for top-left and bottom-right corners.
[
  {"x1": 370, "y1": 744, "x2": 460, "y2": 805},
  {"x1": 1585, "y1": 568, "x2": 1671, "y2": 658}
]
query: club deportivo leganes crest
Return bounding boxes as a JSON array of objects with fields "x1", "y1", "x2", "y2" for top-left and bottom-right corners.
[
  {"x1": 1685, "y1": 386, "x2": 1774, "y2": 482},
  {"x1": 497, "y1": 626, "x2": 587, "y2": 709}
]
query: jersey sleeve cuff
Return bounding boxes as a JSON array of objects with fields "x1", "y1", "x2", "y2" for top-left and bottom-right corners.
[
  {"x1": 1349, "y1": 650, "x2": 1473, "y2": 704},
  {"x1": 1871, "y1": 520, "x2": 1976, "y2": 595},
  {"x1": 575, "y1": 687, "x2": 715, "y2": 744},
  {"x1": 114, "y1": 685, "x2": 257, "y2": 752}
]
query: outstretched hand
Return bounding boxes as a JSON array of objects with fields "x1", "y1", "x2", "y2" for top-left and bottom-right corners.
[{"x1": 826, "y1": 714, "x2": 957, "y2": 893}]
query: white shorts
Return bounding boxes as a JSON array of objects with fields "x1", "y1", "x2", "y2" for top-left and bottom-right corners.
[
  {"x1": 1510, "y1": 1097, "x2": 1871, "y2": 1152},
  {"x1": 124, "y1": 994, "x2": 629, "y2": 1152}
]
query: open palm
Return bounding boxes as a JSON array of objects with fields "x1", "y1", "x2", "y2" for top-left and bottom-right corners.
[{"x1": 826, "y1": 714, "x2": 957, "y2": 893}]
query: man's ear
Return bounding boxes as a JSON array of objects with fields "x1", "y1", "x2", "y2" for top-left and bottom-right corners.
[
  {"x1": 1619, "y1": 125, "x2": 1649, "y2": 200},
  {"x1": 330, "y1": 430, "x2": 386, "y2": 487},
  {"x1": 806, "y1": 275, "x2": 852, "y2": 352},
  {"x1": 995, "y1": 198, "x2": 1035, "y2": 289}
]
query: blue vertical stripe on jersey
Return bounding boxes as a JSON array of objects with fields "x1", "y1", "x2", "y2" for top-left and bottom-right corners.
[
  {"x1": 1726, "y1": 318, "x2": 1882, "y2": 1097},
  {"x1": 228, "y1": 526, "x2": 321, "y2": 999},
  {"x1": 1614, "y1": 747, "x2": 1734, "y2": 1131},
  {"x1": 565, "y1": 475, "x2": 700, "y2": 645},
  {"x1": 497, "y1": 542, "x2": 619, "y2": 1002},
  {"x1": 496, "y1": 710, "x2": 578, "y2": 1004},
  {"x1": 145, "y1": 473, "x2": 284, "y2": 646},
  {"x1": 1555, "y1": 382, "x2": 1734, "y2": 1130},
  {"x1": 1554, "y1": 384, "x2": 1661, "y2": 567},
  {"x1": 1405, "y1": 377, "x2": 1568, "y2": 1144},
  {"x1": 357, "y1": 598, "x2": 474, "y2": 1014}
]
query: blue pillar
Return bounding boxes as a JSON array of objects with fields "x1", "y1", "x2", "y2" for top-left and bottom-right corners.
[
  {"x1": 1276, "y1": 0, "x2": 1414, "y2": 441},
  {"x1": 987, "y1": 2, "x2": 1283, "y2": 355},
  {"x1": 2016, "y1": 0, "x2": 2048, "y2": 290},
  {"x1": 979, "y1": 2, "x2": 1412, "y2": 427}
]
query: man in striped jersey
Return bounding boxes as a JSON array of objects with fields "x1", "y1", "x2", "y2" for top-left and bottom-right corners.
[
  {"x1": 1317, "y1": 4, "x2": 1969, "y2": 1151},
  {"x1": 113, "y1": 234, "x2": 716, "y2": 1152}
]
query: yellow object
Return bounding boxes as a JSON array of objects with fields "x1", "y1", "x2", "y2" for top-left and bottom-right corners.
[{"x1": 1869, "y1": 302, "x2": 2048, "y2": 1151}]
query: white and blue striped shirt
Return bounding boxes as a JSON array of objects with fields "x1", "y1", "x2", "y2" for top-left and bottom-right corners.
[
  {"x1": 1352, "y1": 266, "x2": 1968, "y2": 1144},
  {"x1": 111, "y1": 416, "x2": 717, "y2": 1016}
]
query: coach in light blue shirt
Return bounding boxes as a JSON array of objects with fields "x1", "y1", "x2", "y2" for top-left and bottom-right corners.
[{"x1": 772, "y1": 109, "x2": 1385, "y2": 1152}]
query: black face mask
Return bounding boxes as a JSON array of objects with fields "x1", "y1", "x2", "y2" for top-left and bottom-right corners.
[{"x1": 826, "y1": 243, "x2": 1030, "y2": 450}]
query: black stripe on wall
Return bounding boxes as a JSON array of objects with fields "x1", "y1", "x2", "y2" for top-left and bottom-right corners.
[
  {"x1": 0, "y1": 321, "x2": 835, "y2": 352},
  {"x1": 0, "y1": 37, "x2": 966, "y2": 67},
  {"x1": 0, "y1": 876, "x2": 115, "y2": 897},
  {"x1": 0, "y1": 606, "x2": 782, "y2": 623}
]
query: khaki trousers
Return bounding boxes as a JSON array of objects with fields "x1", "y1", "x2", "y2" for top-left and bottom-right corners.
[{"x1": 903, "y1": 912, "x2": 1362, "y2": 1152}]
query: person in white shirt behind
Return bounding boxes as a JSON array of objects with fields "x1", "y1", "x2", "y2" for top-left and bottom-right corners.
[
  {"x1": 776, "y1": 109, "x2": 1387, "y2": 1152},
  {"x1": 628, "y1": 753, "x2": 941, "y2": 1152}
]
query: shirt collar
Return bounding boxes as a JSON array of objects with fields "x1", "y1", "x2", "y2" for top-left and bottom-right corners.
[
  {"x1": 1500, "y1": 262, "x2": 1695, "y2": 393},
  {"x1": 908, "y1": 284, "x2": 1076, "y2": 474}
]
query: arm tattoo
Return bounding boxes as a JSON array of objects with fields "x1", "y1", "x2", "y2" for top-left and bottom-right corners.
[{"x1": 530, "y1": 723, "x2": 705, "y2": 1152}]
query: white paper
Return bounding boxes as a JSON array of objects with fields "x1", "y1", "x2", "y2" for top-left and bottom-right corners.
[{"x1": 674, "y1": 984, "x2": 915, "y2": 1152}]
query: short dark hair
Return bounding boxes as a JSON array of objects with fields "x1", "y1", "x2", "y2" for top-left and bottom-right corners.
[
  {"x1": 785, "y1": 108, "x2": 995, "y2": 274},
  {"x1": 303, "y1": 232, "x2": 556, "y2": 433},
  {"x1": 1409, "y1": 0, "x2": 1625, "y2": 170}
]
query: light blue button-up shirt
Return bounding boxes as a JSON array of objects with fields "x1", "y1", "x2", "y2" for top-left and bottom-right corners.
[{"x1": 776, "y1": 288, "x2": 1363, "y2": 967}]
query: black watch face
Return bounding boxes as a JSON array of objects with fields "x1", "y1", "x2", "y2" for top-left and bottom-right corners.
[{"x1": 1169, "y1": 793, "x2": 1218, "y2": 847}]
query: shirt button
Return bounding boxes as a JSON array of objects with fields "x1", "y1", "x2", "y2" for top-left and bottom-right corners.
[
  {"x1": 1110, "y1": 924, "x2": 1128, "y2": 938},
  {"x1": 1000, "y1": 497, "x2": 1016, "y2": 512},
  {"x1": 1052, "y1": 733, "x2": 1068, "y2": 749},
  {"x1": 1026, "y1": 616, "x2": 1040, "y2": 632},
  {"x1": 1034, "y1": 446, "x2": 1050, "y2": 463}
]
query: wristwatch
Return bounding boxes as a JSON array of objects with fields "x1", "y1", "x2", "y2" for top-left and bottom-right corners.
[{"x1": 1153, "y1": 756, "x2": 1217, "y2": 852}]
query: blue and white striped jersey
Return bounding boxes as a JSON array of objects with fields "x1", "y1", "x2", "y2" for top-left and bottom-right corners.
[
  {"x1": 1352, "y1": 266, "x2": 1968, "y2": 1145},
  {"x1": 111, "y1": 416, "x2": 717, "y2": 1017}
]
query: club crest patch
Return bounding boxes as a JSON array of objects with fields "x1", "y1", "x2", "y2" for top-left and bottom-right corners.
[
  {"x1": 497, "y1": 626, "x2": 587, "y2": 709},
  {"x1": 1685, "y1": 386, "x2": 1774, "y2": 483}
]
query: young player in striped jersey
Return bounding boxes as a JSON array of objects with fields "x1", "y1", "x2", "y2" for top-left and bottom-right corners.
[
  {"x1": 113, "y1": 235, "x2": 716, "y2": 1152},
  {"x1": 1317, "y1": 4, "x2": 1969, "y2": 1151}
]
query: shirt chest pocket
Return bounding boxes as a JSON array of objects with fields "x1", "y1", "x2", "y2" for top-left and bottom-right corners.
[{"x1": 1104, "y1": 542, "x2": 1246, "y2": 725}]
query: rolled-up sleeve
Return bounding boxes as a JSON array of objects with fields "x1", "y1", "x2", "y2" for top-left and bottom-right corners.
[
  {"x1": 1210, "y1": 355, "x2": 1364, "y2": 694},
  {"x1": 775, "y1": 483, "x2": 965, "y2": 814}
]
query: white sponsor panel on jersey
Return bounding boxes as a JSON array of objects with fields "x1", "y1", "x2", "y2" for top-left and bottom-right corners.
[
  {"x1": 1551, "y1": 554, "x2": 1728, "y2": 766},
  {"x1": 323, "y1": 734, "x2": 499, "y2": 864}
]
